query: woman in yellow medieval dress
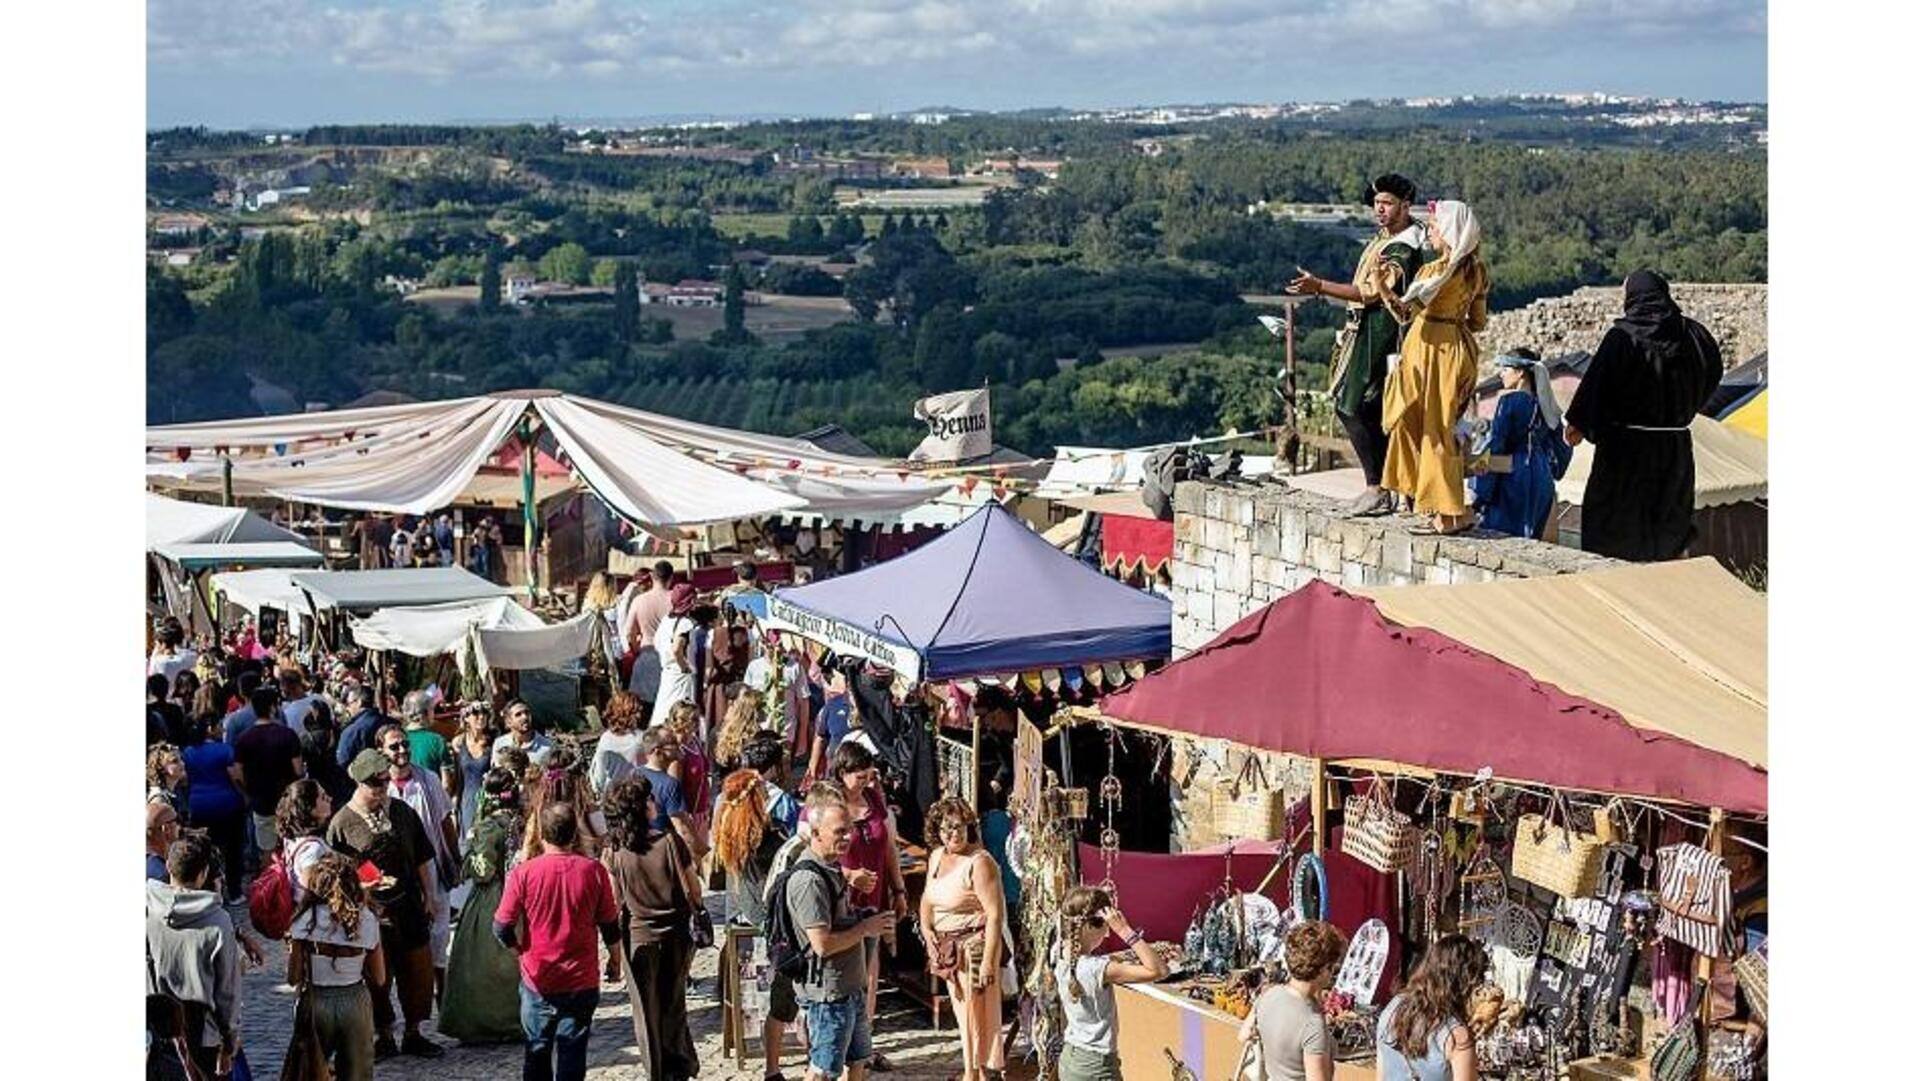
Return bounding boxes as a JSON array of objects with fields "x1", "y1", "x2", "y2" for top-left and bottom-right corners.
[{"x1": 1380, "y1": 199, "x2": 1489, "y2": 536}]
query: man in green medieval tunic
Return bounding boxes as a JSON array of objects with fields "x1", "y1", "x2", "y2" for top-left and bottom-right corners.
[{"x1": 1288, "y1": 174, "x2": 1426, "y2": 516}]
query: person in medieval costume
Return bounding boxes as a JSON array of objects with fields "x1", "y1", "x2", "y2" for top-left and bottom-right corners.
[
  {"x1": 1380, "y1": 199, "x2": 1491, "y2": 536},
  {"x1": 1289, "y1": 173, "x2": 1427, "y2": 517},
  {"x1": 1563, "y1": 270, "x2": 1724, "y2": 561}
]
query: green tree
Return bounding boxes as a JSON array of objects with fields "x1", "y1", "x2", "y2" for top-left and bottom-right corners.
[
  {"x1": 539, "y1": 242, "x2": 592, "y2": 285},
  {"x1": 591, "y1": 258, "x2": 619, "y2": 287},
  {"x1": 787, "y1": 215, "x2": 826, "y2": 247},
  {"x1": 612, "y1": 262, "x2": 640, "y2": 342},
  {"x1": 479, "y1": 248, "x2": 502, "y2": 313},
  {"x1": 711, "y1": 262, "x2": 755, "y2": 346}
]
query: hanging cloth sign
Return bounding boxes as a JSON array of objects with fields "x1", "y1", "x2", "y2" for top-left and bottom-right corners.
[
  {"x1": 758, "y1": 593, "x2": 924, "y2": 683},
  {"x1": 908, "y1": 388, "x2": 992, "y2": 463}
]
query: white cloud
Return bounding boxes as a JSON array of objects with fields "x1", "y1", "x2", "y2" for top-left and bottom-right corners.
[{"x1": 148, "y1": 0, "x2": 1765, "y2": 91}]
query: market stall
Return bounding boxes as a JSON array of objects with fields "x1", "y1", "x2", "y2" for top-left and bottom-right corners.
[
  {"x1": 1074, "y1": 558, "x2": 1768, "y2": 1079},
  {"x1": 146, "y1": 492, "x2": 325, "y2": 632}
]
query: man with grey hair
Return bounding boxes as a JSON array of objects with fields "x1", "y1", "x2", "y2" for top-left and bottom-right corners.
[
  {"x1": 400, "y1": 690, "x2": 453, "y2": 792},
  {"x1": 379, "y1": 722, "x2": 459, "y2": 1004}
]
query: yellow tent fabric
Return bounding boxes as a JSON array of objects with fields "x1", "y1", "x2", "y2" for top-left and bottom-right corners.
[
  {"x1": 1723, "y1": 388, "x2": 1768, "y2": 440},
  {"x1": 1356, "y1": 558, "x2": 1767, "y2": 769},
  {"x1": 1556, "y1": 415, "x2": 1767, "y2": 509}
]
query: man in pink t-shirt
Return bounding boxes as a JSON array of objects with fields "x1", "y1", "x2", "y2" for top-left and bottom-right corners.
[
  {"x1": 621, "y1": 561, "x2": 677, "y2": 708},
  {"x1": 494, "y1": 803, "x2": 618, "y2": 1081}
]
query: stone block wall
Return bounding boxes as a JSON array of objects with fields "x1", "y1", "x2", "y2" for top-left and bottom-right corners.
[
  {"x1": 1480, "y1": 282, "x2": 1767, "y2": 372},
  {"x1": 1169, "y1": 478, "x2": 1619, "y2": 655}
]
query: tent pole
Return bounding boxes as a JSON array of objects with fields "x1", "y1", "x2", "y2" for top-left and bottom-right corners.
[
  {"x1": 1697, "y1": 806, "x2": 1727, "y2": 1027},
  {"x1": 1310, "y1": 756, "x2": 1327, "y2": 857},
  {"x1": 971, "y1": 707, "x2": 983, "y2": 814},
  {"x1": 221, "y1": 455, "x2": 234, "y2": 507},
  {"x1": 519, "y1": 413, "x2": 539, "y2": 598}
]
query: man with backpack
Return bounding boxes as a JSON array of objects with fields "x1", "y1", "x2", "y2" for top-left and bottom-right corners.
[{"x1": 773, "y1": 788, "x2": 896, "y2": 1081}]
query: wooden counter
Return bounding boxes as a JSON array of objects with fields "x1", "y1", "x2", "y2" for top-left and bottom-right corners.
[{"x1": 1113, "y1": 982, "x2": 1373, "y2": 1079}]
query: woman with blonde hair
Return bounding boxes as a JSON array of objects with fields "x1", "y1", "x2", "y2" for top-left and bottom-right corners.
[
  {"x1": 1374, "y1": 934, "x2": 1488, "y2": 1080},
  {"x1": 919, "y1": 796, "x2": 1010, "y2": 1081},
  {"x1": 1380, "y1": 199, "x2": 1491, "y2": 536},
  {"x1": 712, "y1": 687, "x2": 767, "y2": 777},
  {"x1": 1055, "y1": 886, "x2": 1168, "y2": 1080},
  {"x1": 661, "y1": 699, "x2": 713, "y2": 843},
  {"x1": 1243, "y1": 920, "x2": 1350, "y2": 1081}
]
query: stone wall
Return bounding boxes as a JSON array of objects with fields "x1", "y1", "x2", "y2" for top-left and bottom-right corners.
[
  {"x1": 1169, "y1": 478, "x2": 1619, "y2": 656},
  {"x1": 1481, "y1": 282, "x2": 1767, "y2": 372}
]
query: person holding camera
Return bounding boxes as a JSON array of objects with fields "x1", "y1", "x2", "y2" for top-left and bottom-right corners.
[{"x1": 787, "y1": 787, "x2": 898, "y2": 1081}]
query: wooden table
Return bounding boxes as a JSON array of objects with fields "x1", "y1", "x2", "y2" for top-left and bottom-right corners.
[{"x1": 1113, "y1": 982, "x2": 1374, "y2": 1079}]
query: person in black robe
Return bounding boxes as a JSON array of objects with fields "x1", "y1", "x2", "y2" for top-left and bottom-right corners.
[{"x1": 1564, "y1": 271, "x2": 1725, "y2": 561}]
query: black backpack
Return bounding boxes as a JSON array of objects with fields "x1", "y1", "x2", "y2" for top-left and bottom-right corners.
[{"x1": 763, "y1": 859, "x2": 842, "y2": 981}]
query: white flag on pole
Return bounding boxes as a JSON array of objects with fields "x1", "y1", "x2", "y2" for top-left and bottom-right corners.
[{"x1": 908, "y1": 388, "x2": 993, "y2": 463}]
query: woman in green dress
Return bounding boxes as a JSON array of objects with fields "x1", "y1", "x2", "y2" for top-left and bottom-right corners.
[{"x1": 437, "y1": 767, "x2": 525, "y2": 1043}]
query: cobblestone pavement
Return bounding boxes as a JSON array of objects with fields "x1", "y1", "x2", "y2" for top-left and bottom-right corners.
[{"x1": 230, "y1": 898, "x2": 1004, "y2": 1080}]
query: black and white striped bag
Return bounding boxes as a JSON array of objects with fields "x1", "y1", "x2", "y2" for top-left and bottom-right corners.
[{"x1": 1655, "y1": 843, "x2": 1732, "y2": 957}]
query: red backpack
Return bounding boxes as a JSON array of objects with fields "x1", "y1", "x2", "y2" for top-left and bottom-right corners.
[{"x1": 247, "y1": 837, "x2": 318, "y2": 940}]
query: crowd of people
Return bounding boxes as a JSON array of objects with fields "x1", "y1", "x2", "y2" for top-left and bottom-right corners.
[
  {"x1": 143, "y1": 553, "x2": 1023, "y2": 1081},
  {"x1": 1292, "y1": 173, "x2": 1725, "y2": 558}
]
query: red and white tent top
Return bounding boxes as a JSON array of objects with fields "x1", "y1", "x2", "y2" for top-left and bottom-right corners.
[{"x1": 1101, "y1": 558, "x2": 1766, "y2": 813}]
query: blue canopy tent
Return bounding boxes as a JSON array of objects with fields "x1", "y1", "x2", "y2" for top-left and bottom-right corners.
[{"x1": 758, "y1": 503, "x2": 1172, "y2": 683}]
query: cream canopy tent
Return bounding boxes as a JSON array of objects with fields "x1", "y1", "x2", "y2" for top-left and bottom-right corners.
[
  {"x1": 1557, "y1": 416, "x2": 1767, "y2": 510},
  {"x1": 147, "y1": 491, "x2": 312, "y2": 549},
  {"x1": 1355, "y1": 556, "x2": 1767, "y2": 771},
  {"x1": 145, "y1": 391, "x2": 949, "y2": 526},
  {"x1": 349, "y1": 596, "x2": 606, "y2": 675}
]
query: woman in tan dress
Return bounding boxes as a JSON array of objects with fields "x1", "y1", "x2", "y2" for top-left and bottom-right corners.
[
  {"x1": 918, "y1": 798, "x2": 1009, "y2": 1081},
  {"x1": 1380, "y1": 199, "x2": 1490, "y2": 535}
]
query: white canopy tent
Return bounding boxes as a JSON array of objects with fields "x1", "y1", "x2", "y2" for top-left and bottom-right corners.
[
  {"x1": 153, "y1": 541, "x2": 324, "y2": 571},
  {"x1": 1035, "y1": 444, "x2": 1275, "y2": 497},
  {"x1": 146, "y1": 491, "x2": 312, "y2": 549},
  {"x1": 146, "y1": 391, "x2": 949, "y2": 527},
  {"x1": 288, "y1": 567, "x2": 511, "y2": 611},
  {"x1": 349, "y1": 596, "x2": 605, "y2": 675}
]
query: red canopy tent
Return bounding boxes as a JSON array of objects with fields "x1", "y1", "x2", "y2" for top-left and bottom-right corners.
[{"x1": 1100, "y1": 579, "x2": 1766, "y2": 814}]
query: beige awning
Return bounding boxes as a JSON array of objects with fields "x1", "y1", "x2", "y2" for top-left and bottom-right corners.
[
  {"x1": 1357, "y1": 557, "x2": 1767, "y2": 769},
  {"x1": 1043, "y1": 512, "x2": 1088, "y2": 549},
  {"x1": 1057, "y1": 490, "x2": 1155, "y2": 518},
  {"x1": 1558, "y1": 416, "x2": 1767, "y2": 509}
]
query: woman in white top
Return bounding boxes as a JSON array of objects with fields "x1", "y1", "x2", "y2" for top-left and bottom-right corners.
[
  {"x1": 1240, "y1": 920, "x2": 1350, "y2": 1081},
  {"x1": 288, "y1": 853, "x2": 386, "y2": 1081},
  {"x1": 589, "y1": 691, "x2": 647, "y2": 795},
  {"x1": 649, "y1": 583, "x2": 699, "y2": 727},
  {"x1": 148, "y1": 617, "x2": 198, "y2": 683},
  {"x1": 1055, "y1": 886, "x2": 1170, "y2": 1080}
]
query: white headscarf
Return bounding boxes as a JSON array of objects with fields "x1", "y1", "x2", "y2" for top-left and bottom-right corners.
[
  {"x1": 1403, "y1": 199, "x2": 1481, "y2": 306},
  {"x1": 1494, "y1": 352, "x2": 1563, "y2": 432}
]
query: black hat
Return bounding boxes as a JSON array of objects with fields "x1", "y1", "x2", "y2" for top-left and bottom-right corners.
[{"x1": 1365, "y1": 174, "x2": 1417, "y2": 203}]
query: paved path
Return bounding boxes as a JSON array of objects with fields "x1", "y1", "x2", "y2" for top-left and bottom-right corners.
[{"x1": 230, "y1": 898, "x2": 997, "y2": 1079}]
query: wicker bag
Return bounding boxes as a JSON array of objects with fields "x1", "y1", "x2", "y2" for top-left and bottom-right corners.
[
  {"x1": 1213, "y1": 756, "x2": 1285, "y2": 841},
  {"x1": 1732, "y1": 938, "x2": 1767, "y2": 1024},
  {"x1": 1340, "y1": 777, "x2": 1418, "y2": 873},
  {"x1": 1510, "y1": 796, "x2": 1604, "y2": 898}
]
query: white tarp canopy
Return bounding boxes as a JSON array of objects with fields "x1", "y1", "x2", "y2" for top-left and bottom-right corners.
[
  {"x1": 349, "y1": 597, "x2": 544, "y2": 654},
  {"x1": 153, "y1": 541, "x2": 325, "y2": 570},
  {"x1": 349, "y1": 597, "x2": 606, "y2": 674},
  {"x1": 1557, "y1": 416, "x2": 1767, "y2": 510},
  {"x1": 289, "y1": 568, "x2": 510, "y2": 611},
  {"x1": 146, "y1": 392, "x2": 949, "y2": 526},
  {"x1": 1036, "y1": 445, "x2": 1275, "y2": 497},
  {"x1": 147, "y1": 492, "x2": 311, "y2": 549},
  {"x1": 209, "y1": 569, "x2": 309, "y2": 616}
]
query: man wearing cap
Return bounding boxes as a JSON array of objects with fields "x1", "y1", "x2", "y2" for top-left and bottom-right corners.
[
  {"x1": 379, "y1": 722, "x2": 461, "y2": 1004},
  {"x1": 1289, "y1": 173, "x2": 1427, "y2": 517},
  {"x1": 327, "y1": 748, "x2": 445, "y2": 1059}
]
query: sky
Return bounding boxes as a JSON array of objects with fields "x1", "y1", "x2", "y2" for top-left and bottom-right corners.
[{"x1": 147, "y1": 0, "x2": 1768, "y2": 129}]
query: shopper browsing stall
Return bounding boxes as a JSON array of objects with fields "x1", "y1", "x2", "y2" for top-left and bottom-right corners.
[
  {"x1": 1055, "y1": 886, "x2": 1170, "y2": 1081},
  {"x1": 1242, "y1": 921, "x2": 1349, "y2": 1081},
  {"x1": 919, "y1": 797, "x2": 1010, "y2": 1081}
]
